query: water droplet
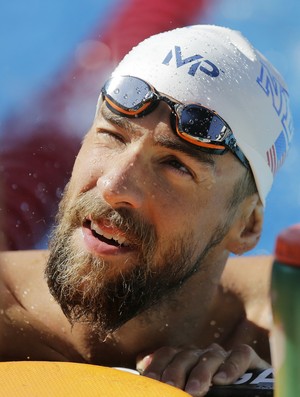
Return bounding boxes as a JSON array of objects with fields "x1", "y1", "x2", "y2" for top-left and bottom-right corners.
[{"x1": 21, "y1": 202, "x2": 29, "y2": 212}]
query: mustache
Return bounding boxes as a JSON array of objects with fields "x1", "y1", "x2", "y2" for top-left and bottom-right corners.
[{"x1": 57, "y1": 188, "x2": 157, "y2": 249}]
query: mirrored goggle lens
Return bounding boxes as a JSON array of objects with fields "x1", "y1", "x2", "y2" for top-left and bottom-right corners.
[
  {"x1": 103, "y1": 76, "x2": 154, "y2": 113},
  {"x1": 178, "y1": 104, "x2": 228, "y2": 142}
]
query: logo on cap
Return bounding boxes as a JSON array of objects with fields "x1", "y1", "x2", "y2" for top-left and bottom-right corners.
[
  {"x1": 162, "y1": 46, "x2": 219, "y2": 78},
  {"x1": 257, "y1": 61, "x2": 293, "y2": 175}
]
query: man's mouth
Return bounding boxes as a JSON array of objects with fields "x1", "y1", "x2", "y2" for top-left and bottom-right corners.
[{"x1": 83, "y1": 219, "x2": 131, "y2": 247}]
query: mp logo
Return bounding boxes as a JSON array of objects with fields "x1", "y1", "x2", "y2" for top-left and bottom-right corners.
[{"x1": 162, "y1": 46, "x2": 220, "y2": 78}]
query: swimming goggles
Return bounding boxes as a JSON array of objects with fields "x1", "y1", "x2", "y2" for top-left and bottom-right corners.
[{"x1": 101, "y1": 75, "x2": 249, "y2": 169}]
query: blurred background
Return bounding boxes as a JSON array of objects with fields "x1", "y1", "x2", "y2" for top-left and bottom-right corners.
[{"x1": 0, "y1": 0, "x2": 299, "y2": 255}]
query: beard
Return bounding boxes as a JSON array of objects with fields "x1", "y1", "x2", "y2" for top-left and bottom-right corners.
[{"x1": 46, "y1": 186, "x2": 230, "y2": 339}]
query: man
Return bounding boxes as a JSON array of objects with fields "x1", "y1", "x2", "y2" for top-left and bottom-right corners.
[{"x1": 0, "y1": 25, "x2": 293, "y2": 396}]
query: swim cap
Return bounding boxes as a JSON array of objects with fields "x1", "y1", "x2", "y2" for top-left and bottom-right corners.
[{"x1": 110, "y1": 25, "x2": 293, "y2": 205}]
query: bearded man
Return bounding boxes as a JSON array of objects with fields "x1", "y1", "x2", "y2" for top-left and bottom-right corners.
[{"x1": 0, "y1": 25, "x2": 293, "y2": 396}]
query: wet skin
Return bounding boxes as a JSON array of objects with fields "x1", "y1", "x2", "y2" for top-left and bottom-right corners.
[
  {"x1": 68, "y1": 101, "x2": 247, "y2": 267},
  {"x1": 0, "y1": 101, "x2": 270, "y2": 396}
]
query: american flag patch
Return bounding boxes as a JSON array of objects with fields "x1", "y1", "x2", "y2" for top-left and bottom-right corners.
[{"x1": 266, "y1": 130, "x2": 287, "y2": 174}]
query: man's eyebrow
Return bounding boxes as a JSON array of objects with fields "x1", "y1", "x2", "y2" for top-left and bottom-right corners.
[
  {"x1": 155, "y1": 135, "x2": 216, "y2": 166},
  {"x1": 99, "y1": 104, "x2": 138, "y2": 135}
]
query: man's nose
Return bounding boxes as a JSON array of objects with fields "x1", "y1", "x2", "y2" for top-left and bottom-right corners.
[{"x1": 96, "y1": 153, "x2": 147, "y2": 209}]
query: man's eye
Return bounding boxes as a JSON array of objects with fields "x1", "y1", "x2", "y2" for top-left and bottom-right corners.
[
  {"x1": 96, "y1": 128, "x2": 125, "y2": 143},
  {"x1": 166, "y1": 158, "x2": 192, "y2": 177}
]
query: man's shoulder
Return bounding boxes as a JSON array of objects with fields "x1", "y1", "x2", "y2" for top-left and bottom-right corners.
[
  {"x1": 0, "y1": 250, "x2": 77, "y2": 361},
  {"x1": 223, "y1": 255, "x2": 273, "y2": 291},
  {"x1": 1, "y1": 249, "x2": 49, "y2": 271},
  {"x1": 0, "y1": 249, "x2": 50, "y2": 304},
  {"x1": 221, "y1": 255, "x2": 273, "y2": 330}
]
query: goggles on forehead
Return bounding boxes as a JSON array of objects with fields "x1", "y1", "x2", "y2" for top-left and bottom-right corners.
[{"x1": 101, "y1": 75, "x2": 249, "y2": 169}]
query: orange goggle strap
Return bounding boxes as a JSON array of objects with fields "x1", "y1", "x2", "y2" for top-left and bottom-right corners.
[
  {"x1": 176, "y1": 129, "x2": 226, "y2": 150},
  {"x1": 104, "y1": 95, "x2": 153, "y2": 116}
]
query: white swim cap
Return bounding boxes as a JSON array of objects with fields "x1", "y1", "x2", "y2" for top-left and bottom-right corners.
[{"x1": 111, "y1": 25, "x2": 293, "y2": 205}]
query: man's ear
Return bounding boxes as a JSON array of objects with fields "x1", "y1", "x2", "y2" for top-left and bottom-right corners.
[{"x1": 226, "y1": 194, "x2": 264, "y2": 255}]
